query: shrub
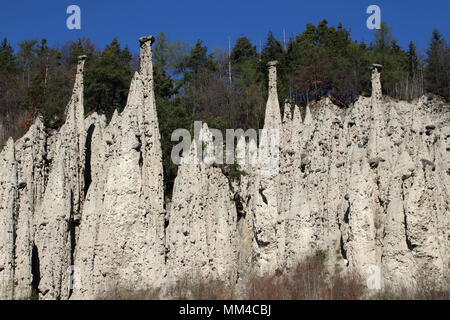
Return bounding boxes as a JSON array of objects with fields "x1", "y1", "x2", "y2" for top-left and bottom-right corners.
[
  {"x1": 167, "y1": 275, "x2": 235, "y2": 300},
  {"x1": 95, "y1": 284, "x2": 161, "y2": 300},
  {"x1": 243, "y1": 253, "x2": 365, "y2": 300}
]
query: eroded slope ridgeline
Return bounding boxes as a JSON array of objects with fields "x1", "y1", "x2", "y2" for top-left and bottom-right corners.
[{"x1": 0, "y1": 36, "x2": 448, "y2": 300}]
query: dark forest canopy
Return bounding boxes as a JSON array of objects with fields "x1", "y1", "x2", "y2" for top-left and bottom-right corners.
[{"x1": 1, "y1": 20, "x2": 449, "y2": 194}]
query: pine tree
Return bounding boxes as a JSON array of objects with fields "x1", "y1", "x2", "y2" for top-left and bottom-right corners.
[
  {"x1": 66, "y1": 37, "x2": 97, "y2": 68},
  {"x1": 0, "y1": 38, "x2": 21, "y2": 143},
  {"x1": 261, "y1": 31, "x2": 283, "y2": 65},
  {"x1": 373, "y1": 21, "x2": 393, "y2": 66},
  {"x1": 425, "y1": 29, "x2": 449, "y2": 99},
  {"x1": 231, "y1": 36, "x2": 256, "y2": 65},
  {"x1": 0, "y1": 38, "x2": 18, "y2": 74},
  {"x1": 17, "y1": 40, "x2": 38, "y2": 88},
  {"x1": 182, "y1": 40, "x2": 216, "y2": 77},
  {"x1": 407, "y1": 41, "x2": 418, "y2": 75},
  {"x1": 84, "y1": 38, "x2": 133, "y2": 117}
]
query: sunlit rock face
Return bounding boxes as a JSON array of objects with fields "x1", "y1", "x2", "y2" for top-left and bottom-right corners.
[
  {"x1": 240, "y1": 63, "x2": 449, "y2": 291},
  {"x1": 72, "y1": 36, "x2": 166, "y2": 299},
  {"x1": 165, "y1": 123, "x2": 239, "y2": 286},
  {"x1": 0, "y1": 41, "x2": 448, "y2": 300}
]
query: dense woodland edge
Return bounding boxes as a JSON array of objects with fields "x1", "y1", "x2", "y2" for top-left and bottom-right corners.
[{"x1": 0, "y1": 20, "x2": 449, "y2": 195}]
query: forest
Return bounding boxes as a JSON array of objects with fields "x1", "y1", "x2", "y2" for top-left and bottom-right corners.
[{"x1": 0, "y1": 20, "x2": 449, "y2": 194}]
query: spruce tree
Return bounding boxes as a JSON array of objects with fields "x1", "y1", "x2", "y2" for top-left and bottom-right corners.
[{"x1": 425, "y1": 29, "x2": 449, "y2": 99}]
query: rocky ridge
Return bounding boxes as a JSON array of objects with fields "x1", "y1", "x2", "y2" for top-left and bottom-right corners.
[{"x1": 0, "y1": 37, "x2": 448, "y2": 299}]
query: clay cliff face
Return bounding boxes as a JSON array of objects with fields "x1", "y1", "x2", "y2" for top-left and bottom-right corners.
[{"x1": 0, "y1": 38, "x2": 448, "y2": 299}]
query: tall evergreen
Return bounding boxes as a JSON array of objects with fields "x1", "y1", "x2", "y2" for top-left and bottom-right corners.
[
  {"x1": 84, "y1": 38, "x2": 133, "y2": 118},
  {"x1": 425, "y1": 29, "x2": 449, "y2": 99},
  {"x1": 0, "y1": 38, "x2": 18, "y2": 74},
  {"x1": 1, "y1": 22, "x2": 449, "y2": 190}
]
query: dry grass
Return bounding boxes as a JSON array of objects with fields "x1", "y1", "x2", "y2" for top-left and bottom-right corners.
[
  {"x1": 370, "y1": 278, "x2": 450, "y2": 300},
  {"x1": 243, "y1": 251, "x2": 365, "y2": 300},
  {"x1": 95, "y1": 284, "x2": 161, "y2": 300},
  {"x1": 166, "y1": 276, "x2": 235, "y2": 300},
  {"x1": 95, "y1": 253, "x2": 448, "y2": 300}
]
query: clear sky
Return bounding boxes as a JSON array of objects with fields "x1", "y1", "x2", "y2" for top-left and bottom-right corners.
[{"x1": 1, "y1": 0, "x2": 449, "y2": 55}]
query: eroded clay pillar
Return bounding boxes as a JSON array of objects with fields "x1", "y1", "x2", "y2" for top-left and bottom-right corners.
[
  {"x1": 371, "y1": 64, "x2": 383, "y2": 102},
  {"x1": 139, "y1": 35, "x2": 155, "y2": 81}
]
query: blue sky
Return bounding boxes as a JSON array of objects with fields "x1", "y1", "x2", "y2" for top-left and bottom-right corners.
[{"x1": 1, "y1": 0, "x2": 449, "y2": 55}]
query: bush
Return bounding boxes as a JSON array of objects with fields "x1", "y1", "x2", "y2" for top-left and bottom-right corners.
[
  {"x1": 94, "y1": 258, "x2": 448, "y2": 300},
  {"x1": 167, "y1": 276, "x2": 235, "y2": 300},
  {"x1": 95, "y1": 283, "x2": 161, "y2": 300},
  {"x1": 243, "y1": 252, "x2": 366, "y2": 300}
]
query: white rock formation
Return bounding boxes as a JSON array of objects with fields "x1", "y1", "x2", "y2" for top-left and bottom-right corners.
[
  {"x1": 13, "y1": 118, "x2": 47, "y2": 299},
  {"x1": 165, "y1": 124, "x2": 238, "y2": 284},
  {"x1": 249, "y1": 61, "x2": 283, "y2": 275},
  {"x1": 33, "y1": 55, "x2": 87, "y2": 300},
  {"x1": 0, "y1": 139, "x2": 16, "y2": 299},
  {"x1": 0, "y1": 44, "x2": 448, "y2": 299},
  {"x1": 72, "y1": 36, "x2": 166, "y2": 299}
]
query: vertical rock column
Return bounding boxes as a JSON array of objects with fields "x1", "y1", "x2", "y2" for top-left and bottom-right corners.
[
  {"x1": 13, "y1": 118, "x2": 48, "y2": 299},
  {"x1": 34, "y1": 55, "x2": 86, "y2": 300},
  {"x1": 74, "y1": 56, "x2": 87, "y2": 220},
  {"x1": 251, "y1": 61, "x2": 282, "y2": 275},
  {"x1": 138, "y1": 35, "x2": 166, "y2": 287},
  {"x1": 368, "y1": 64, "x2": 387, "y2": 162},
  {"x1": 139, "y1": 35, "x2": 165, "y2": 256},
  {"x1": 87, "y1": 36, "x2": 166, "y2": 297},
  {"x1": 0, "y1": 120, "x2": 4, "y2": 148},
  {"x1": 166, "y1": 123, "x2": 238, "y2": 285},
  {"x1": 340, "y1": 66, "x2": 384, "y2": 284},
  {"x1": 277, "y1": 100, "x2": 294, "y2": 270},
  {"x1": 381, "y1": 149, "x2": 417, "y2": 289},
  {"x1": 71, "y1": 113, "x2": 106, "y2": 299},
  {"x1": 343, "y1": 147, "x2": 378, "y2": 276},
  {"x1": 0, "y1": 139, "x2": 17, "y2": 299},
  {"x1": 371, "y1": 64, "x2": 383, "y2": 103}
]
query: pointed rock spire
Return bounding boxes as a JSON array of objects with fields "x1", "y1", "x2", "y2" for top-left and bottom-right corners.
[
  {"x1": 0, "y1": 138, "x2": 16, "y2": 299},
  {"x1": 282, "y1": 100, "x2": 292, "y2": 123},
  {"x1": 33, "y1": 55, "x2": 88, "y2": 299},
  {"x1": 264, "y1": 61, "x2": 281, "y2": 130},
  {"x1": 139, "y1": 35, "x2": 164, "y2": 213},
  {"x1": 371, "y1": 64, "x2": 383, "y2": 102},
  {"x1": 291, "y1": 105, "x2": 303, "y2": 149},
  {"x1": 66, "y1": 55, "x2": 86, "y2": 130},
  {"x1": 139, "y1": 35, "x2": 158, "y2": 121},
  {"x1": 293, "y1": 104, "x2": 302, "y2": 124},
  {"x1": 382, "y1": 151, "x2": 416, "y2": 289},
  {"x1": 304, "y1": 104, "x2": 313, "y2": 125},
  {"x1": 139, "y1": 35, "x2": 155, "y2": 80},
  {"x1": 281, "y1": 100, "x2": 293, "y2": 153},
  {"x1": 200, "y1": 123, "x2": 216, "y2": 167}
]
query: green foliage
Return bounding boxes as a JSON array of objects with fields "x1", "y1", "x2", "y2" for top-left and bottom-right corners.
[
  {"x1": 1, "y1": 21, "x2": 449, "y2": 195},
  {"x1": 66, "y1": 37, "x2": 97, "y2": 68},
  {"x1": 315, "y1": 249, "x2": 328, "y2": 264},
  {"x1": 290, "y1": 20, "x2": 371, "y2": 105},
  {"x1": 156, "y1": 95, "x2": 191, "y2": 198},
  {"x1": 373, "y1": 21, "x2": 393, "y2": 66},
  {"x1": 223, "y1": 162, "x2": 247, "y2": 191},
  {"x1": 180, "y1": 40, "x2": 217, "y2": 78},
  {"x1": 370, "y1": 22, "x2": 409, "y2": 97},
  {"x1": 0, "y1": 38, "x2": 18, "y2": 74},
  {"x1": 425, "y1": 29, "x2": 450, "y2": 99},
  {"x1": 42, "y1": 71, "x2": 72, "y2": 127},
  {"x1": 17, "y1": 40, "x2": 38, "y2": 72},
  {"x1": 153, "y1": 32, "x2": 191, "y2": 74},
  {"x1": 407, "y1": 41, "x2": 419, "y2": 74},
  {"x1": 231, "y1": 36, "x2": 256, "y2": 65},
  {"x1": 261, "y1": 31, "x2": 284, "y2": 63},
  {"x1": 84, "y1": 38, "x2": 133, "y2": 118},
  {"x1": 0, "y1": 38, "x2": 20, "y2": 121}
]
